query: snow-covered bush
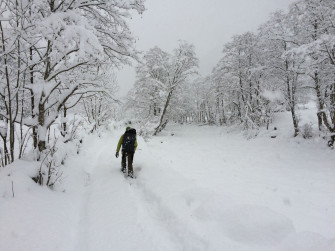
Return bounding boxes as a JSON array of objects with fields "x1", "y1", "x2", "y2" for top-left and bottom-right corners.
[
  {"x1": 33, "y1": 141, "x2": 63, "y2": 188},
  {"x1": 137, "y1": 122, "x2": 156, "y2": 140},
  {"x1": 32, "y1": 132, "x2": 85, "y2": 188},
  {"x1": 59, "y1": 115, "x2": 84, "y2": 144},
  {"x1": 29, "y1": 114, "x2": 87, "y2": 188},
  {"x1": 301, "y1": 123, "x2": 313, "y2": 139}
]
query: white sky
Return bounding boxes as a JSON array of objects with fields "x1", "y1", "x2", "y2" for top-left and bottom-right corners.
[{"x1": 116, "y1": 0, "x2": 295, "y2": 97}]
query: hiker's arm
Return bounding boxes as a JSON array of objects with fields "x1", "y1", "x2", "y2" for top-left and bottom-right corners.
[
  {"x1": 116, "y1": 135, "x2": 124, "y2": 153},
  {"x1": 135, "y1": 139, "x2": 138, "y2": 151}
]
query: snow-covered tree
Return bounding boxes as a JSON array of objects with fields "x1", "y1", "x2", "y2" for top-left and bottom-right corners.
[
  {"x1": 23, "y1": 0, "x2": 144, "y2": 154},
  {"x1": 128, "y1": 46, "x2": 170, "y2": 122},
  {"x1": 258, "y1": 10, "x2": 306, "y2": 136},
  {"x1": 81, "y1": 68, "x2": 119, "y2": 133},
  {"x1": 0, "y1": 0, "x2": 145, "y2": 166},
  {"x1": 128, "y1": 42, "x2": 199, "y2": 135},
  {"x1": 289, "y1": 0, "x2": 335, "y2": 133},
  {"x1": 210, "y1": 32, "x2": 274, "y2": 130}
]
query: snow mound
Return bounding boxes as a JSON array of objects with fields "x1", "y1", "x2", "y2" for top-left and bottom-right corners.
[
  {"x1": 222, "y1": 205, "x2": 295, "y2": 246},
  {"x1": 281, "y1": 232, "x2": 335, "y2": 251}
]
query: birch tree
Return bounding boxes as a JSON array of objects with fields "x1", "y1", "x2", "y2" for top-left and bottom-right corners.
[
  {"x1": 153, "y1": 42, "x2": 199, "y2": 135},
  {"x1": 129, "y1": 42, "x2": 199, "y2": 135}
]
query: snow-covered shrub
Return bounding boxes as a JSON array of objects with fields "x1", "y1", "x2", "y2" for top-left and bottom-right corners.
[
  {"x1": 301, "y1": 123, "x2": 313, "y2": 139},
  {"x1": 60, "y1": 115, "x2": 83, "y2": 144},
  {"x1": 32, "y1": 133, "x2": 85, "y2": 189},
  {"x1": 137, "y1": 121, "x2": 156, "y2": 141},
  {"x1": 31, "y1": 115, "x2": 87, "y2": 188},
  {"x1": 244, "y1": 128, "x2": 260, "y2": 140},
  {"x1": 33, "y1": 141, "x2": 63, "y2": 188}
]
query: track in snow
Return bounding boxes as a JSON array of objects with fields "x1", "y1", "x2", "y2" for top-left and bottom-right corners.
[{"x1": 70, "y1": 126, "x2": 335, "y2": 251}]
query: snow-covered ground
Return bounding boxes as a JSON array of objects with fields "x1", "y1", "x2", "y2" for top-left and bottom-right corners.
[{"x1": 1, "y1": 111, "x2": 335, "y2": 251}]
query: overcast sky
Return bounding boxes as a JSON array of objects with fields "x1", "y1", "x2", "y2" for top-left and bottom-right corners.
[{"x1": 116, "y1": 0, "x2": 296, "y2": 97}]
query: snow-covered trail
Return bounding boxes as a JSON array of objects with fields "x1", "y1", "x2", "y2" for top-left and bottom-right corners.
[
  {"x1": 63, "y1": 133, "x2": 191, "y2": 251},
  {"x1": 64, "y1": 125, "x2": 335, "y2": 251},
  {"x1": 2, "y1": 125, "x2": 334, "y2": 251},
  {"x1": 67, "y1": 131, "x2": 211, "y2": 251},
  {"x1": 64, "y1": 134, "x2": 162, "y2": 251}
]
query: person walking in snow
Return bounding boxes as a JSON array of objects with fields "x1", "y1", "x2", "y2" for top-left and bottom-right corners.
[{"x1": 116, "y1": 127, "x2": 138, "y2": 178}]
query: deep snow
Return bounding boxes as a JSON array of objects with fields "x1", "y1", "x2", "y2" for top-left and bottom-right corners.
[{"x1": 1, "y1": 113, "x2": 335, "y2": 251}]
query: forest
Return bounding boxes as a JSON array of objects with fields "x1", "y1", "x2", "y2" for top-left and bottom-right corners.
[
  {"x1": 1, "y1": 1, "x2": 335, "y2": 250},
  {"x1": 0, "y1": 0, "x2": 334, "y2": 181}
]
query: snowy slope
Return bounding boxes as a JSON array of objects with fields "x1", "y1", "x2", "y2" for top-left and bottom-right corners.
[{"x1": 1, "y1": 114, "x2": 335, "y2": 251}]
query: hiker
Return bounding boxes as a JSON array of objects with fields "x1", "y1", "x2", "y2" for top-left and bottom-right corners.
[{"x1": 116, "y1": 127, "x2": 138, "y2": 178}]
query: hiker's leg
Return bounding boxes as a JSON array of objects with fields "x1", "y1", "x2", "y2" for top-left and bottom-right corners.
[
  {"x1": 128, "y1": 152, "x2": 134, "y2": 174},
  {"x1": 121, "y1": 151, "x2": 127, "y2": 171}
]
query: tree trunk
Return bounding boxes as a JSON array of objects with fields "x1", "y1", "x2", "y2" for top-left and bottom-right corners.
[
  {"x1": 320, "y1": 82, "x2": 335, "y2": 132},
  {"x1": 30, "y1": 47, "x2": 38, "y2": 149},
  {"x1": 19, "y1": 79, "x2": 25, "y2": 159},
  {"x1": 313, "y1": 72, "x2": 324, "y2": 131},
  {"x1": 0, "y1": 135, "x2": 9, "y2": 166},
  {"x1": 290, "y1": 107, "x2": 299, "y2": 137},
  {"x1": 37, "y1": 100, "x2": 47, "y2": 152},
  {"x1": 330, "y1": 82, "x2": 335, "y2": 125},
  {"x1": 1, "y1": 21, "x2": 14, "y2": 163},
  {"x1": 61, "y1": 107, "x2": 67, "y2": 137},
  {"x1": 285, "y1": 58, "x2": 299, "y2": 137},
  {"x1": 154, "y1": 90, "x2": 173, "y2": 135}
]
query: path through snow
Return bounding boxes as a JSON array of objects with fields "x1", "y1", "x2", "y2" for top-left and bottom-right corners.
[
  {"x1": 68, "y1": 132, "x2": 210, "y2": 251},
  {"x1": 1, "y1": 125, "x2": 335, "y2": 251},
  {"x1": 64, "y1": 125, "x2": 335, "y2": 251}
]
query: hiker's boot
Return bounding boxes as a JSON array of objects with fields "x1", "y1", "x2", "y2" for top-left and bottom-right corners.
[{"x1": 128, "y1": 171, "x2": 134, "y2": 178}]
